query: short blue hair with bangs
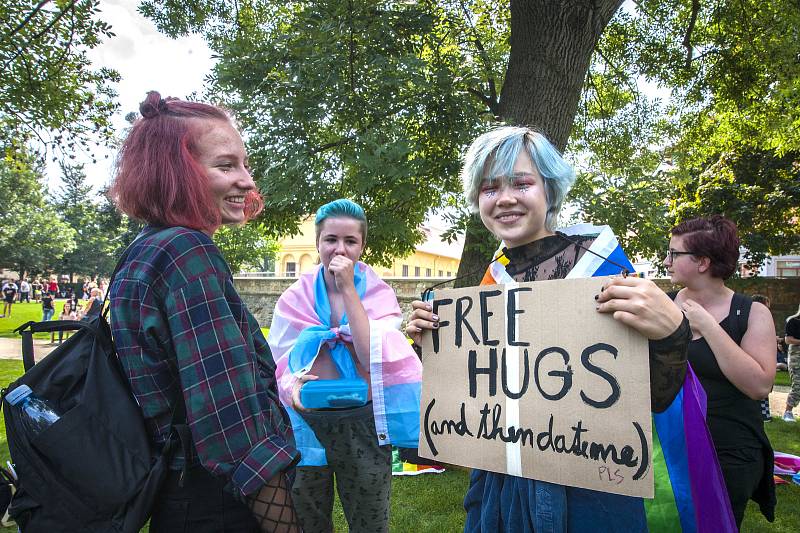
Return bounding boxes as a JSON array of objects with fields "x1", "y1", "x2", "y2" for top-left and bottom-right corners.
[
  {"x1": 314, "y1": 198, "x2": 368, "y2": 242},
  {"x1": 461, "y1": 126, "x2": 575, "y2": 231}
]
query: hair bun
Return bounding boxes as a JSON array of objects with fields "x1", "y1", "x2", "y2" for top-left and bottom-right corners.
[{"x1": 139, "y1": 90, "x2": 165, "y2": 119}]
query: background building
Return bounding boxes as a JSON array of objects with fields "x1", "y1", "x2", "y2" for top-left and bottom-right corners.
[{"x1": 273, "y1": 218, "x2": 463, "y2": 278}]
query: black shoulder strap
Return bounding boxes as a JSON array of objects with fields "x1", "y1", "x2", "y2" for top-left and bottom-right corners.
[{"x1": 726, "y1": 292, "x2": 752, "y2": 344}]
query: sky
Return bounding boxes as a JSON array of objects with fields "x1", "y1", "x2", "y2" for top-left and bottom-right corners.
[{"x1": 45, "y1": 0, "x2": 216, "y2": 192}]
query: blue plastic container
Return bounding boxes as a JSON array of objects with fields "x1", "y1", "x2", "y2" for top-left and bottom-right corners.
[{"x1": 300, "y1": 378, "x2": 369, "y2": 409}]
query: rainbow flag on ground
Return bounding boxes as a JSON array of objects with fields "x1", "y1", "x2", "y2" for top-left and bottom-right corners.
[{"x1": 391, "y1": 448, "x2": 445, "y2": 476}]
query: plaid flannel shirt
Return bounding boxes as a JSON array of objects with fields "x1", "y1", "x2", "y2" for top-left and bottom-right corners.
[{"x1": 110, "y1": 226, "x2": 298, "y2": 497}]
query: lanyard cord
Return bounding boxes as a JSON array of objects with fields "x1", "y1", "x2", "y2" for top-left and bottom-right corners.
[
  {"x1": 421, "y1": 252, "x2": 506, "y2": 302},
  {"x1": 421, "y1": 231, "x2": 630, "y2": 301}
]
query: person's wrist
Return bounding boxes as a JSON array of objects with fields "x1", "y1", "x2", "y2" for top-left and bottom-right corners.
[
  {"x1": 340, "y1": 284, "x2": 359, "y2": 300},
  {"x1": 652, "y1": 313, "x2": 690, "y2": 345}
]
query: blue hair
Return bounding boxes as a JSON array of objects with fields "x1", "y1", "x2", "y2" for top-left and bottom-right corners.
[
  {"x1": 314, "y1": 199, "x2": 368, "y2": 241},
  {"x1": 461, "y1": 126, "x2": 576, "y2": 231}
]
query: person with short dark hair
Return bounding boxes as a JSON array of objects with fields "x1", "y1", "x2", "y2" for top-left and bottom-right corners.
[
  {"x1": 2, "y1": 280, "x2": 17, "y2": 317},
  {"x1": 108, "y1": 91, "x2": 300, "y2": 532},
  {"x1": 783, "y1": 304, "x2": 800, "y2": 422},
  {"x1": 667, "y1": 215, "x2": 776, "y2": 527},
  {"x1": 41, "y1": 291, "x2": 54, "y2": 325}
]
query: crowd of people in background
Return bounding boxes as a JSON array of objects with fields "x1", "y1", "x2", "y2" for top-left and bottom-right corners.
[{"x1": 1, "y1": 277, "x2": 109, "y2": 344}]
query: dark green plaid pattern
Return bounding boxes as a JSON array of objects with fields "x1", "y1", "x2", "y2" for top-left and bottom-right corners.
[{"x1": 110, "y1": 226, "x2": 298, "y2": 497}]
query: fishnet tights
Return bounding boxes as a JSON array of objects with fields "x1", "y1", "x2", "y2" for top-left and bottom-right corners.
[{"x1": 247, "y1": 473, "x2": 302, "y2": 532}]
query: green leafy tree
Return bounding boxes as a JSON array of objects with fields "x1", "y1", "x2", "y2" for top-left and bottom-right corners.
[
  {"x1": 671, "y1": 149, "x2": 800, "y2": 267},
  {"x1": 1, "y1": 0, "x2": 120, "y2": 162},
  {"x1": 53, "y1": 162, "x2": 121, "y2": 280},
  {"x1": 574, "y1": 0, "x2": 800, "y2": 263},
  {"x1": 96, "y1": 185, "x2": 144, "y2": 262},
  {"x1": 140, "y1": 0, "x2": 800, "y2": 280},
  {"x1": 140, "y1": 0, "x2": 623, "y2": 282},
  {"x1": 213, "y1": 224, "x2": 279, "y2": 274},
  {"x1": 0, "y1": 146, "x2": 76, "y2": 277},
  {"x1": 142, "y1": 0, "x2": 487, "y2": 268}
]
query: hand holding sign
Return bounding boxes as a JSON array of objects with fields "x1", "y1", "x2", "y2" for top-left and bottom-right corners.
[
  {"x1": 595, "y1": 276, "x2": 684, "y2": 340},
  {"x1": 406, "y1": 300, "x2": 437, "y2": 346},
  {"x1": 418, "y1": 276, "x2": 653, "y2": 498}
]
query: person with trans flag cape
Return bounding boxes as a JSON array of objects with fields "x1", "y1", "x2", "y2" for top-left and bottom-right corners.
[
  {"x1": 269, "y1": 199, "x2": 422, "y2": 533},
  {"x1": 407, "y1": 126, "x2": 735, "y2": 532}
]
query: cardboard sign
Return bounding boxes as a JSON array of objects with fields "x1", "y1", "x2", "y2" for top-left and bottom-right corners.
[{"x1": 419, "y1": 277, "x2": 653, "y2": 498}]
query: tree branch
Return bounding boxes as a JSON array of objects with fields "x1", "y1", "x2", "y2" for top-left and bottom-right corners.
[
  {"x1": 307, "y1": 102, "x2": 405, "y2": 156},
  {"x1": 683, "y1": 0, "x2": 700, "y2": 69},
  {"x1": 0, "y1": 101, "x2": 50, "y2": 147},
  {"x1": 628, "y1": 0, "x2": 655, "y2": 19},
  {"x1": 348, "y1": 0, "x2": 355, "y2": 93},
  {"x1": 458, "y1": 0, "x2": 499, "y2": 113},
  {"x1": 48, "y1": 4, "x2": 79, "y2": 85},
  {"x1": 593, "y1": 46, "x2": 640, "y2": 99},
  {"x1": 467, "y1": 87, "x2": 499, "y2": 117},
  {"x1": 587, "y1": 74, "x2": 608, "y2": 127},
  {"x1": 2, "y1": 0, "x2": 78, "y2": 68},
  {"x1": 0, "y1": 0, "x2": 52, "y2": 46},
  {"x1": 26, "y1": 0, "x2": 78, "y2": 44},
  {"x1": 309, "y1": 136, "x2": 355, "y2": 155}
]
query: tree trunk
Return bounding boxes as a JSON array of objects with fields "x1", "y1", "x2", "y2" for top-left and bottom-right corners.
[
  {"x1": 455, "y1": 0, "x2": 623, "y2": 285},
  {"x1": 455, "y1": 214, "x2": 499, "y2": 288}
]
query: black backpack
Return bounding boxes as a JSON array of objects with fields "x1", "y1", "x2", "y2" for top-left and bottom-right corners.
[{"x1": 2, "y1": 234, "x2": 187, "y2": 532}]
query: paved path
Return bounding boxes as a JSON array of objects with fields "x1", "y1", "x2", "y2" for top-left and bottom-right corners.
[{"x1": 0, "y1": 337, "x2": 59, "y2": 364}]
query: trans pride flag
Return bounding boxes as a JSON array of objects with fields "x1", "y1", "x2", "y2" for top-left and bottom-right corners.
[
  {"x1": 269, "y1": 262, "x2": 422, "y2": 466},
  {"x1": 481, "y1": 224, "x2": 736, "y2": 532}
]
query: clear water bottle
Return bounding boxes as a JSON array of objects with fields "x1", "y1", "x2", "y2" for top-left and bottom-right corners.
[{"x1": 5, "y1": 385, "x2": 60, "y2": 435}]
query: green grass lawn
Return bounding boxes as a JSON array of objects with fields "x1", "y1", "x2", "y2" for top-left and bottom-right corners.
[
  {"x1": 0, "y1": 355, "x2": 797, "y2": 531},
  {"x1": 0, "y1": 303, "x2": 269, "y2": 342},
  {"x1": 0, "y1": 301, "x2": 73, "y2": 340},
  {"x1": 776, "y1": 370, "x2": 791, "y2": 388},
  {"x1": 742, "y1": 418, "x2": 800, "y2": 532},
  {"x1": 0, "y1": 359, "x2": 23, "y2": 533}
]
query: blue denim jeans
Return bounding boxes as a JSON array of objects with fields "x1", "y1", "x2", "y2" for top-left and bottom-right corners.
[
  {"x1": 464, "y1": 470, "x2": 647, "y2": 533},
  {"x1": 41, "y1": 308, "x2": 54, "y2": 322}
]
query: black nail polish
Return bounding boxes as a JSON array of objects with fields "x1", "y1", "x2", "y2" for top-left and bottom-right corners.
[{"x1": 594, "y1": 294, "x2": 599, "y2": 300}]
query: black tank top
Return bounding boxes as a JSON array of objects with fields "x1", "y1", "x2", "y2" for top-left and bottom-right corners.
[{"x1": 684, "y1": 292, "x2": 765, "y2": 450}]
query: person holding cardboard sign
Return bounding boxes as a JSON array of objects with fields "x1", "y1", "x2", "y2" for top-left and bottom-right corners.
[
  {"x1": 667, "y1": 216, "x2": 776, "y2": 527},
  {"x1": 269, "y1": 199, "x2": 423, "y2": 533},
  {"x1": 407, "y1": 127, "x2": 736, "y2": 532}
]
